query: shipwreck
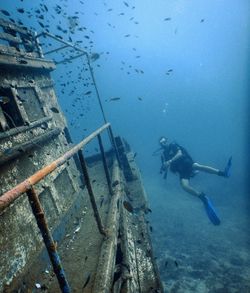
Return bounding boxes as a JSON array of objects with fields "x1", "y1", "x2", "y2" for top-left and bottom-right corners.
[{"x1": 0, "y1": 18, "x2": 163, "y2": 293}]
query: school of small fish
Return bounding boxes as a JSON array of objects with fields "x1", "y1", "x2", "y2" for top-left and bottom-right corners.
[{"x1": 0, "y1": 1, "x2": 205, "y2": 131}]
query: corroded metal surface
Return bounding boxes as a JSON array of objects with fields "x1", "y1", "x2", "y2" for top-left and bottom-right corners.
[
  {"x1": 0, "y1": 18, "x2": 85, "y2": 290},
  {"x1": 0, "y1": 123, "x2": 110, "y2": 213},
  {"x1": 0, "y1": 18, "x2": 163, "y2": 293}
]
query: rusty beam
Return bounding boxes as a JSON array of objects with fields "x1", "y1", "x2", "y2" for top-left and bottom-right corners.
[
  {"x1": 26, "y1": 186, "x2": 71, "y2": 293},
  {"x1": 97, "y1": 134, "x2": 113, "y2": 196},
  {"x1": 77, "y1": 150, "x2": 107, "y2": 236},
  {"x1": 0, "y1": 123, "x2": 110, "y2": 213},
  {"x1": 108, "y1": 126, "x2": 122, "y2": 168}
]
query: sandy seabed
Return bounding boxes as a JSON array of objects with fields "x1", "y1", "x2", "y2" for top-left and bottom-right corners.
[{"x1": 145, "y1": 175, "x2": 250, "y2": 293}]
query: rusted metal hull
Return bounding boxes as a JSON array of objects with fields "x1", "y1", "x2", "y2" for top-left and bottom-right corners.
[{"x1": 0, "y1": 18, "x2": 163, "y2": 293}]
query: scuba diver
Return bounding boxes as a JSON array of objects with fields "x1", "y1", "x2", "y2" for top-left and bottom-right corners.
[{"x1": 157, "y1": 136, "x2": 232, "y2": 225}]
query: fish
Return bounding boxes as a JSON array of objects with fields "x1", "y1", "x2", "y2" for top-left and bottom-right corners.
[
  {"x1": 112, "y1": 180, "x2": 119, "y2": 187},
  {"x1": 38, "y1": 21, "x2": 45, "y2": 28},
  {"x1": 109, "y1": 97, "x2": 121, "y2": 101},
  {"x1": 56, "y1": 25, "x2": 64, "y2": 31},
  {"x1": 90, "y1": 53, "x2": 100, "y2": 62},
  {"x1": 82, "y1": 273, "x2": 91, "y2": 289},
  {"x1": 123, "y1": 201, "x2": 133, "y2": 213},
  {"x1": 55, "y1": 34, "x2": 63, "y2": 40},
  {"x1": 124, "y1": 34, "x2": 130, "y2": 37},
  {"x1": 0, "y1": 96, "x2": 10, "y2": 104},
  {"x1": 100, "y1": 198, "x2": 104, "y2": 207},
  {"x1": 137, "y1": 97, "x2": 142, "y2": 101},
  {"x1": 146, "y1": 249, "x2": 151, "y2": 257},
  {"x1": 164, "y1": 17, "x2": 171, "y2": 21},
  {"x1": 174, "y1": 261, "x2": 179, "y2": 267},
  {"x1": 200, "y1": 19, "x2": 205, "y2": 23},
  {"x1": 123, "y1": 1, "x2": 129, "y2": 7},
  {"x1": 0, "y1": 9, "x2": 10, "y2": 16},
  {"x1": 50, "y1": 107, "x2": 59, "y2": 113},
  {"x1": 17, "y1": 8, "x2": 25, "y2": 13},
  {"x1": 84, "y1": 91, "x2": 92, "y2": 95},
  {"x1": 168, "y1": 69, "x2": 173, "y2": 72},
  {"x1": 19, "y1": 60, "x2": 28, "y2": 64}
]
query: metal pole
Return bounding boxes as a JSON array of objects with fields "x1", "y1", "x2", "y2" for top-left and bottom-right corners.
[
  {"x1": 0, "y1": 123, "x2": 110, "y2": 213},
  {"x1": 36, "y1": 32, "x2": 88, "y2": 55},
  {"x1": 85, "y1": 55, "x2": 107, "y2": 124},
  {"x1": 33, "y1": 31, "x2": 44, "y2": 58},
  {"x1": 97, "y1": 134, "x2": 113, "y2": 196},
  {"x1": 44, "y1": 44, "x2": 69, "y2": 55},
  {"x1": 108, "y1": 126, "x2": 121, "y2": 168},
  {"x1": 26, "y1": 186, "x2": 70, "y2": 293},
  {"x1": 56, "y1": 52, "x2": 86, "y2": 65},
  {"x1": 35, "y1": 31, "x2": 108, "y2": 128},
  {"x1": 77, "y1": 150, "x2": 107, "y2": 236}
]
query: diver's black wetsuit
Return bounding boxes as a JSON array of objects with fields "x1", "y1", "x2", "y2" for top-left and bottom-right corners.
[{"x1": 162, "y1": 142, "x2": 195, "y2": 179}]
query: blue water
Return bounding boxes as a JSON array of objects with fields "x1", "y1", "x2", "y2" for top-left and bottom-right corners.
[{"x1": 1, "y1": 0, "x2": 250, "y2": 291}]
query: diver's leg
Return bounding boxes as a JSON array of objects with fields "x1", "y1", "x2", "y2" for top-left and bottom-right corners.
[
  {"x1": 192, "y1": 163, "x2": 220, "y2": 175},
  {"x1": 180, "y1": 178, "x2": 202, "y2": 197}
]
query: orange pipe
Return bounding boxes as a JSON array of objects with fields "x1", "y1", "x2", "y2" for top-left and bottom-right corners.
[{"x1": 0, "y1": 123, "x2": 110, "y2": 213}]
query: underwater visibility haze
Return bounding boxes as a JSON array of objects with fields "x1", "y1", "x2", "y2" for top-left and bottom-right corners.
[{"x1": 1, "y1": 0, "x2": 250, "y2": 292}]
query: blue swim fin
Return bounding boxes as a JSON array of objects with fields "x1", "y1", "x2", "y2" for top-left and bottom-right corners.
[{"x1": 200, "y1": 194, "x2": 221, "y2": 225}]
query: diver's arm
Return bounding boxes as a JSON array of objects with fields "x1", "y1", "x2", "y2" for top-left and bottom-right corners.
[
  {"x1": 170, "y1": 149, "x2": 183, "y2": 162},
  {"x1": 165, "y1": 149, "x2": 183, "y2": 167}
]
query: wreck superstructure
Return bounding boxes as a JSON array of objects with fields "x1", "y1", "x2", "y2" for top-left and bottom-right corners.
[{"x1": 0, "y1": 19, "x2": 163, "y2": 293}]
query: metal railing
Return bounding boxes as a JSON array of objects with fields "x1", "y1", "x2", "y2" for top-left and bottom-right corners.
[
  {"x1": 0, "y1": 123, "x2": 120, "y2": 293},
  {"x1": 35, "y1": 31, "x2": 108, "y2": 125}
]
